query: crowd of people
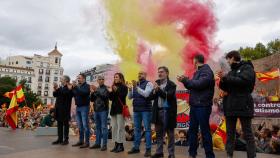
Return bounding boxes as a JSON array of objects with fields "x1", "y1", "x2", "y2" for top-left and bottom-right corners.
[{"x1": 1, "y1": 50, "x2": 280, "y2": 158}]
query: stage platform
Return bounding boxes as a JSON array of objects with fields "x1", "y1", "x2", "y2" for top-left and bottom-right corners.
[{"x1": 0, "y1": 128, "x2": 279, "y2": 158}]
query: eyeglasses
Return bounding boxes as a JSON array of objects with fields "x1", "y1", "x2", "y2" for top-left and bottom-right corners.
[{"x1": 98, "y1": 79, "x2": 104, "y2": 80}]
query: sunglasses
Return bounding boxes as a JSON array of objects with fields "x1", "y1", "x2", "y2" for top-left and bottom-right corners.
[{"x1": 98, "y1": 79, "x2": 104, "y2": 80}]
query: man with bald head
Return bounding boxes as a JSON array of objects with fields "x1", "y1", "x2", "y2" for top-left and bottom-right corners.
[{"x1": 127, "y1": 71, "x2": 154, "y2": 157}]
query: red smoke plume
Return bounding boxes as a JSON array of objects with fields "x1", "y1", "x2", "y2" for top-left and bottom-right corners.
[{"x1": 156, "y1": 0, "x2": 217, "y2": 76}]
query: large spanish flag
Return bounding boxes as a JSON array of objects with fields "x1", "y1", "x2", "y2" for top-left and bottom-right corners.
[
  {"x1": 6, "y1": 91, "x2": 19, "y2": 130},
  {"x1": 256, "y1": 69, "x2": 280, "y2": 82},
  {"x1": 3, "y1": 85, "x2": 25, "y2": 103}
]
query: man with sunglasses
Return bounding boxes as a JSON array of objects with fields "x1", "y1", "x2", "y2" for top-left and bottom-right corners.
[{"x1": 89, "y1": 75, "x2": 110, "y2": 151}]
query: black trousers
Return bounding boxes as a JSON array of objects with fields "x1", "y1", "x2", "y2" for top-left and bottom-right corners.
[
  {"x1": 226, "y1": 116, "x2": 256, "y2": 158},
  {"x1": 57, "y1": 120, "x2": 69, "y2": 141}
]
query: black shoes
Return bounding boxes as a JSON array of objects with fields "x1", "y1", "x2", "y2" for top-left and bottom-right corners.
[
  {"x1": 168, "y1": 155, "x2": 175, "y2": 158},
  {"x1": 80, "y1": 144, "x2": 90, "y2": 148},
  {"x1": 52, "y1": 140, "x2": 62, "y2": 145},
  {"x1": 61, "y1": 140, "x2": 69, "y2": 145},
  {"x1": 72, "y1": 142, "x2": 84, "y2": 147},
  {"x1": 114, "y1": 143, "x2": 124, "y2": 153},
  {"x1": 110, "y1": 142, "x2": 118, "y2": 152},
  {"x1": 151, "y1": 153, "x2": 164, "y2": 158},
  {"x1": 128, "y1": 148, "x2": 140, "y2": 154},
  {"x1": 90, "y1": 144, "x2": 101, "y2": 149},
  {"x1": 100, "y1": 146, "x2": 107, "y2": 151},
  {"x1": 144, "y1": 149, "x2": 151, "y2": 157}
]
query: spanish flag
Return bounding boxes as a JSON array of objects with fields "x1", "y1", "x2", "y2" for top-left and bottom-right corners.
[
  {"x1": 4, "y1": 91, "x2": 14, "y2": 99},
  {"x1": 256, "y1": 69, "x2": 280, "y2": 82},
  {"x1": 6, "y1": 91, "x2": 19, "y2": 130},
  {"x1": 213, "y1": 118, "x2": 227, "y2": 144},
  {"x1": 3, "y1": 85, "x2": 25, "y2": 103},
  {"x1": 15, "y1": 85, "x2": 25, "y2": 103}
]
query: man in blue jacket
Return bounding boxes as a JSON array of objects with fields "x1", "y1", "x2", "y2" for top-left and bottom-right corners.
[
  {"x1": 72, "y1": 74, "x2": 91, "y2": 148},
  {"x1": 177, "y1": 54, "x2": 215, "y2": 158}
]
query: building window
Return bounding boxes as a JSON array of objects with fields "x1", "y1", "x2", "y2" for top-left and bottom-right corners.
[
  {"x1": 39, "y1": 69, "x2": 43, "y2": 74},
  {"x1": 60, "y1": 70, "x2": 63, "y2": 75},
  {"x1": 45, "y1": 84, "x2": 49, "y2": 90},
  {"x1": 44, "y1": 91, "x2": 48, "y2": 96},
  {"x1": 44, "y1": 99, "x2": 47, "y2": 104},
  {"x1": 28, "y1": 77, "x2": 32, "y2": 83},
  {"x1": 40, "y1": 62, "x2": 43, "y2": 67},
  {"x1": 54, "y1": 77, "x2": 58, "y2": 82},
  {"x1": 55, "y1": 57, "x2": 58, "y2": 64},
  {"x1": 38, "y1": 76, "x2": 43, "y2": 82},
  {"x1": 38, "y1": 83, "x2": 42, "y2": 89},
  {"x1": 26, "y1": 61, "x2": 31, "y2": 64},
  {"x1": 54, "y1": 70, "x2": 58, "y2": 75},
  {"x1": 46, "y1": 69, "x2": 50, "y2": 75},
  {"x1": 37, "y1": 91, "x2": 41, "y2": 95},
  {"x1": 45, "y1": 76, "x2": 49, "y2": 82}
]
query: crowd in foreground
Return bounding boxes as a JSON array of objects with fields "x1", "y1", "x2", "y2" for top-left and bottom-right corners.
[{"x1": 1, "y1": 50, "x2": 280, "y2": 158}]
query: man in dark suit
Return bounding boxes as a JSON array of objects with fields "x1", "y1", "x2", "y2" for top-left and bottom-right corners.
[
  {"x1": 177, "y1": 54, "x2": 215, "y2": 158},
  {"x1": 52, "y1": 75, "x2": 73, "y2": 145},
  {"x1": 149, "y1": 66, "x2": 177, "y2": 158}
]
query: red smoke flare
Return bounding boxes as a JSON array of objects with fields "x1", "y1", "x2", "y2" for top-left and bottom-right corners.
[{"x1": 156, "y1": 0, "x2": 217, "y2": 77}]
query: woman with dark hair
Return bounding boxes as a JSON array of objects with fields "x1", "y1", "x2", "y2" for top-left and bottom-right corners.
[{"x1": 108, "y1": 73, "x2": 128, "y2": 153}]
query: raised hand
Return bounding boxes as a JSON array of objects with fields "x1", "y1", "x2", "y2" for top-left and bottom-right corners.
[{"x1": 131, "y1": 80, "x2": 137, "y2": 88}]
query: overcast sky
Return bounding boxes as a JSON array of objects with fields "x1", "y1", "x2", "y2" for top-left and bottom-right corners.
[{"x1": 0, "y1": 0, "x2": 280, "y2": 78}]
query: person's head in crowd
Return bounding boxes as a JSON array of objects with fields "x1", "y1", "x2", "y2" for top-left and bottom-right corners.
[
  {"x1": 125, "y1": 125, "x2": 130, "y2": 133},
  {"x1": 225, "y1": 50, "x2": 241, "y2": 66},
  {"x1": 272, "y1": 125, "x2": 280, "y2": 136},
  {"x1": 49, "y1": 108, "x2": 55, "y2": 117},
  {"x1": 158, "y1": 66, "x2": 169, "y2": 81},
  {"x1": 260, "y1": 128, "x2": 272, "y2": 139},
  {"x1": 77, "y1": 74, "x2": 86, "y2": 85},
  {"x1": 61, "y1": 75, "x2": 71, "y2": 86},
  {"x1": 178, "y1": 130, "x2": 187, "y2": 139},
  {"x1": 113, "y1": 73, "x2": 125, "y2": 86},
  {"x1": 97, "y1": 75, "x2": 105, "y2": 86},
  {"x1": 193, "y1": 54, "x2": 205, "y2": 70}
]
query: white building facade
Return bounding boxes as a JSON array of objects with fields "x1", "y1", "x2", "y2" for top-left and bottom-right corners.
[
  {"x1": 0, "y1": 65, "x2": 34, "y2": 89},
  {"x1": 0, "y1": 45, "x2": 64, "y2": 105}
]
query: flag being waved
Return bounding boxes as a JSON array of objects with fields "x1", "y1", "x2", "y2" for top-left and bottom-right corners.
[
  {"x1": 3, "y1": 85, "x2": 26, "y2": 129},
  {"x1": 3, "y1": 85, "x2": 25, "y2": 103},
  {"x1": 256, "y1": 68, "x2": 280, "y2": 82},
  {"x1": 6, "y1": 91, "x2": 19, "y2": 130}
]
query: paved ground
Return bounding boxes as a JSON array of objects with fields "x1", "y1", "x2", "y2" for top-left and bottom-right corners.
[{"x1": 0, "y1": 128, "x2": 279, "y2": 158}]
